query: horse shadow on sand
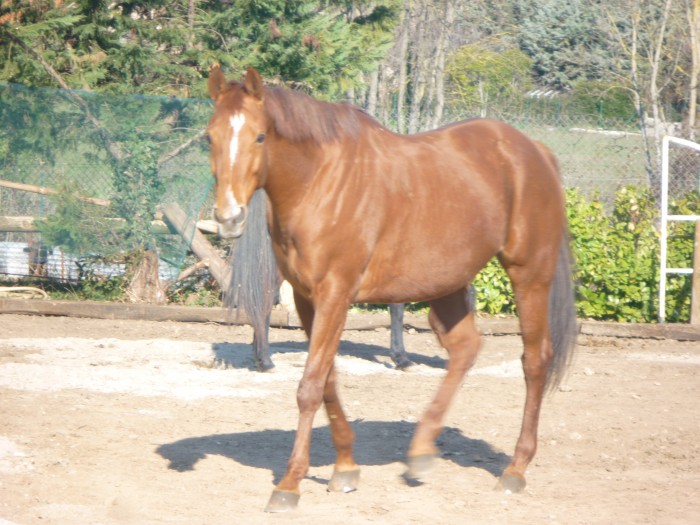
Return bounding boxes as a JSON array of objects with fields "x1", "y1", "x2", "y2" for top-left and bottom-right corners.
[
  {"x1": 210, "y1": 337, "x2": 446, "y2": 372},
  {"x1": 156, "y1": 420, "x2": 510, "y2": 487}
]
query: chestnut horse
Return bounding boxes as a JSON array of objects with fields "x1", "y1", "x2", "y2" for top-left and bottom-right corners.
[
  {"x1": 206, "y1": 66, "x2": 577, "y2": 512},
  {"x1": 225, "y1": 189, "x2": 413, "y2": 371}
]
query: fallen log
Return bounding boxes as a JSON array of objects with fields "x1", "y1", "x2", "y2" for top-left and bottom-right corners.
[{"x1": 160, "y1": 202, "x2": 231, "y2": 289}]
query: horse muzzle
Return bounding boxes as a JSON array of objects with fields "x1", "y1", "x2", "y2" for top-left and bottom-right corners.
[{"x1": 215, "y1": 205, "x2": 248, "y2": 239}]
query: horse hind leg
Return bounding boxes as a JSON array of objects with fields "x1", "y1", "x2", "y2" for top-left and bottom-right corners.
[
  {"x1": 496, "y1": 265, "x2": 555, "y2": 493},
  {"x1": 406, "y1": 287, "x2": 481, "y2": 481},
  {"x1": 389, "y1": 303, "x2": 413, "y2": 369},
  {"x1": 251, "y1": 311, "x2": 274, "y2": 371}
]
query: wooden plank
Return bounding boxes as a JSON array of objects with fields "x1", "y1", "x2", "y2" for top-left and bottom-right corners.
[
  {"x1": 581, "y1": 320, "x2": 700, "y2": 341},
  {"x1": 0, "y1": 215, "x2": 216, "y2": 235},
  {"x1": 0, "y1": 179, "x2": 111, "y2": 206},
  {"x1": 342, "y1": 313, "x2": 700, "y2": 340},
  {"x1": 0, "y1": 298, "x2": 290, "y2": 326},
  {"x1": 0, "y1": 216, "x2": 37, "y2": 232},
  {"x1": 1, "y1": 298, "x2": 698, "y2": 340}
]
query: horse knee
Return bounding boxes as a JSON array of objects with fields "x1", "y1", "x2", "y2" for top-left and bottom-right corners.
[
  {"x1": 296, "y1": 381, "x2": 325, "y2": 413},
  {"x1": 521, "y1": 340, "x2": 553, "y2": 382}
]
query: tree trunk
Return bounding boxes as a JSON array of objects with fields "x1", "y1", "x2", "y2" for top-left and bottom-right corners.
[
  {"x1": 686, "y1": 0, "x2": 700, "y2": 140},
  {"x1": 648, "y1": 0, "x2": 674, "y2": 188},
  {"x1": 407, "y1": 0, "x2": 428, "y2": 134},
  {"x1": 396, "y1": 1, "x2": 411, "y2": 134},
  {"x1": 188, "y1": 0, "x2": 196, "y2": 49},
  {"x1": 367, "y1": 68, "x2": 379, "y2": 117},
  {"x1": 430, "y1": 0, "x2": 454, "y2": 129},
  {"x1": 377, "y1": 65, "x2": 391, "y2": 126},
  {"x1": 125, "y1": 249, "x2": 166, "y2": 304}
]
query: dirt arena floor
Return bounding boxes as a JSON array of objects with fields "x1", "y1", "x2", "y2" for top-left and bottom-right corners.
[{"x1": 0, "y1": 312, "x2": 699, "y2": 525}]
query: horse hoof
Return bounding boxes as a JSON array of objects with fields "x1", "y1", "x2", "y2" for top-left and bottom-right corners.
[
  {"x1": 256, "y1": 360, "x2": 275, "y2": 372},
  {"x1": 405, "y1": 453, "x2": 436, "y2": 482},
  {"x1": 264, "y1": 490, "x2": 299, "y2": 513},
  {"x1": 495, "y1": 473, "x2": 526, "y2": 494},
  {"x1": 328, "y1": 468, "x2": 360, "y2": 493},
  {"x1": 394, "y1": 357, "x2": 414, "y2": 370}
]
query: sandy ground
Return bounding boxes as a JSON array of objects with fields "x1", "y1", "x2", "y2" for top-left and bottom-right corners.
[{"x1": 0, "y1": 312, "x2": 699, "y2": 525}]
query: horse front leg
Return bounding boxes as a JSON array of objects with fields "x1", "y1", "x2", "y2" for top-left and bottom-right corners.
[
  {"x1": 265, "y1": 286, "x2": 353, "y2": 512},
  {"x1": 325, "y1": 363, "x2": 360, "y2": 492},
  {"x1": 290, "y1": 290, "x2": 359, "y2": 490}
]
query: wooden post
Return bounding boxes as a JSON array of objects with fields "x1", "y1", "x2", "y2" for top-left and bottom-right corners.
[
  {"x1": 692, "y1": 219, "x2": 700, "y2": 325},
  {"x1": 160, "y1": 202, "x2": 231, "y2": 289}
]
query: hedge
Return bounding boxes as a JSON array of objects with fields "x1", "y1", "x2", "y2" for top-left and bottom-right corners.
[{"x1": 472, "y1": 186, "x2": 699, "y2": 323}]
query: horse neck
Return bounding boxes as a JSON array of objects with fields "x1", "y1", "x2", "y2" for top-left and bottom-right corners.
[{"x1": 263, "y1": 136, "x2": 320, "y2": 222}]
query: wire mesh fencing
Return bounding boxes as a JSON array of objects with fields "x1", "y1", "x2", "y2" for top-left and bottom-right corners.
[
  {"x1": 0, "y1": 82, "x2": 696, "y2": 310},
  {"x1": 0, "y1": 83, "x2": 212, "y2": 285}
]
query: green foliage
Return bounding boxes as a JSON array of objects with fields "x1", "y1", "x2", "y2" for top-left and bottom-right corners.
[
  {"x1": 664, "y1": 191, "x2": 700, "y2": 321},
  {"x1": 473, "y1": 260, "x2": 513, "y2": 315},
  {"x1": 470, "y1": 186, "x2": 697, "y2": 323},
  {"x1": 0, "y1": 0, "x2": 398, "y2": 99},
  {"x1": 72, "y1": 256, "x2": 128, "y2": 301},
  {"x1": 36, "y1": 182, "x2": 121, "y2": 256},
  {"x1": 447, "y1": 40, "x2": 533, "y2": 115},
  {"x1": 199, "y1": 0, "x2": 398, "y2": 99},
  {"x1": 570, "y1": 80, "x2": 637, "y2": 121},
  {"x1": 513, "y1": 0, "x2": 611, "y2": 89},
  {"x1": 568, "y1": 186, "x2": 660, "y2": 322},
  {"x1": 112, "y1": 140, "x2": 163, "y2": 249}
]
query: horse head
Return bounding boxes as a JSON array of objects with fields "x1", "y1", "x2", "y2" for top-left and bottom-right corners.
[{"x1": 207, "y1": 65, "x2": 268, "y2": 238}]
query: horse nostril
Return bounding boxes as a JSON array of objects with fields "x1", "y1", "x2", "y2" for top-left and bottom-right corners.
[
  {"x1": 214, "y1": 204, "x2": 247, "y2": 226},
  {"x1": 214, "y1": 205, "x2": 239, "y2": 223}
]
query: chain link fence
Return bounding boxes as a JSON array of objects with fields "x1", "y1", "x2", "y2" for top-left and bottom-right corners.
[
  {"x1": 0, "y1": 83, "x2": 212, "y2": 284},
  {"x1": 0, "y1": 82, "x2": 696, "y2": 299}
]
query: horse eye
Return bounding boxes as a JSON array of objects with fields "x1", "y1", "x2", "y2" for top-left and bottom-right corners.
[
  {"x1": 205, "y1": 133, "x2": 212, "y2": 145},
  {"x1": 256, "y1": 132, "x2": 266, "y2": 144}
]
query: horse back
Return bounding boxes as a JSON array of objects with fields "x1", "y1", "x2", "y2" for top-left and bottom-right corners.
[{"x1": 349, "y1": 119, "x2": 565, "y2": 302}]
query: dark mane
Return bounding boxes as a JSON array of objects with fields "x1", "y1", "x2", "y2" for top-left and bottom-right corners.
[{"x1": 264, "y1": 87, "x2": 374, "y2": 143}]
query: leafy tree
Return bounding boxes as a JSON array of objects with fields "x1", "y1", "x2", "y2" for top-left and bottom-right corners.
[
  {"x1": 198, "y1": 0, "x2": 398, "y2": 99},
  {"x1": 447, "y1": 39, "x2": 533, "y2": 117},
  {"x1": 512, "y1": 0, "x2": 612, "y2": 89},
  {"x1": 570, "y1": 79, "x2": 637, "y2": 122}
]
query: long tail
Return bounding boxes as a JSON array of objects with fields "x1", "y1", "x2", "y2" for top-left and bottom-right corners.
[
  {"x1": 546, "y1": 231, "x2": 578, "y2": 392},
  {"x1": 224, "y1": 190, "x2": 278, "y2": 328}
]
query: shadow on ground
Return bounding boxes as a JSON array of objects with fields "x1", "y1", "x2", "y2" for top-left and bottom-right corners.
[
  {"x1": 210, "y1": 340, "x2": 446, "y2": 371},
  {"x1": 156, "y1": 420, "x2": 509, "y2": 487}
]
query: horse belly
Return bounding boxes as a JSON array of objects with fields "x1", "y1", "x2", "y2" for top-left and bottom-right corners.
[{"x1": 356, "y1": 222, "x2": 500, "y2": 304}]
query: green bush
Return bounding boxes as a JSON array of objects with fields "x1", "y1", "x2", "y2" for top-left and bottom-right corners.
[
  {"x1": 570, "y1": 79, "x2": 637, "y2": 122},
  {"x1": 568, "y1": 186, "x2": 659, "y2": 321},
  {"x1": 472, "y1": 186, "x2": 698, "y2": 323}
]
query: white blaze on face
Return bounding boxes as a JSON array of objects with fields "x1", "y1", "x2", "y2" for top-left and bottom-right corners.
[
  {"x1": 224, "y1": 113, "x2": 246, "y2": 218},
  {"x1": 229, "y1": 113, "x2": 246, "y2": 168}
]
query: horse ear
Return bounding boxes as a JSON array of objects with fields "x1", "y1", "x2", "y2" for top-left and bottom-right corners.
[
  {"x1": 243, "y1": 67, "x2": 264, "y2": 100},
  {"x1": 208, "y1": 64, "x2": 228, "y2": 100}
]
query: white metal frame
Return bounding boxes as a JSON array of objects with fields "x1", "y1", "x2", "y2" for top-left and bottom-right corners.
[{"x1": 658, "y1": 135, "x2": 700, "y2": 322}]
